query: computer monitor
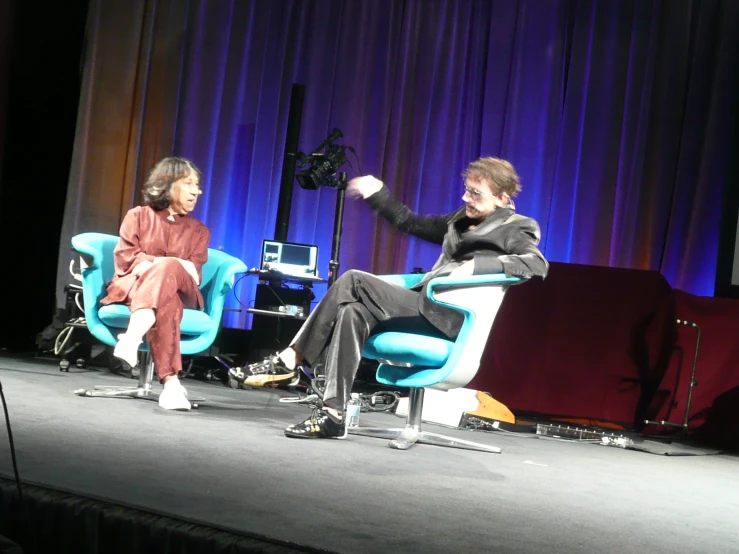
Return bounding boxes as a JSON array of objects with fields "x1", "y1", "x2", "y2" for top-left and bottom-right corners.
[{"x1": 260, "y1": 239, "x2": 318, "y2": 278}]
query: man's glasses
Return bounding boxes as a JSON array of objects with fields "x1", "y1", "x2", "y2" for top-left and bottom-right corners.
[{"x1": 463, "y1": 185, "x2": 494, "y2": 198}]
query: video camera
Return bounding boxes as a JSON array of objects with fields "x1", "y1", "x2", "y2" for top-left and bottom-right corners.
[{"x1": 295, "y1": 128, "x2": 348, "y2": 190}]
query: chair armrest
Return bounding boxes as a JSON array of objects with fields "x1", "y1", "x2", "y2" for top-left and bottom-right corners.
[
  {"x1": 378, "y1": 273, "x2": 425, "y2": 288},
  {"x1": 424, "y1": 274, "x2": 519, "y2": 389},
  {"x1": 191, "y1": 254, "x2": 247, "y2": 353},
  {"x1": 218, "y1": 260, "x2": 248, "y2": 295},
  {"x1": 426, "y1": 274, "x2": 521, "y2": 309},
  {"x1": 213, "y1": 259, "x2": 248, "y2": 294},
  {"x1": 201, "y1": 256, "x2": 248, "y2": 311},
  {"x1": 427, "y1": 273, "x2": 520, "y2": 293},
  {"x1": 71, "y1": 233, "x2": 106, "y2": 269}
]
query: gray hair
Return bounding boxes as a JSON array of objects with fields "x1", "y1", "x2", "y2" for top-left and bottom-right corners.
[{"x1": 142, "y1": 157, "x2": 202, "y2": 210}]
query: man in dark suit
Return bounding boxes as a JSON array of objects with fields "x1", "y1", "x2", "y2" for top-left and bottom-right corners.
[{"x1": 232, "y1": 157, "x2": 548, "y2": 439}]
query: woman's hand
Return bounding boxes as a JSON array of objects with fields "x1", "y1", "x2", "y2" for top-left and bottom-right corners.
[
  {"x1": 151, "y1": 256, "x2": 200, "y2": 285},
  {"x1": 177, "y1": 259, "x2": 200, "y2": 285},
  {"x1": 347, "y1": 175, "x2": 383, "y2": 199}
]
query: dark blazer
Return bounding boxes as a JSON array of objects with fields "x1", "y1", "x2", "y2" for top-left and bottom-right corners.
[{"x1": 366, "y1": 186, "x2": 548, "y2": 338}]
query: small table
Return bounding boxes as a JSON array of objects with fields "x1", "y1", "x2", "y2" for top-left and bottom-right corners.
[{"x1": 242, "y1": 270, "x2": 328, "y2": 360}]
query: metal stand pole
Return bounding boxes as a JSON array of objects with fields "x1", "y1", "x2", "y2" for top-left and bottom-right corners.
[
  {"x1": 327, "y1": 172, "x2": 347, "y2": 286},
  {"x1": 644, "y1": 319, "x2": 701, "y2": 436}
]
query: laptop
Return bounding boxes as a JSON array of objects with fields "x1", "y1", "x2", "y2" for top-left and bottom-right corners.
[{"x1": 259, "y1": 239, "x2": 323, "y2": 282}]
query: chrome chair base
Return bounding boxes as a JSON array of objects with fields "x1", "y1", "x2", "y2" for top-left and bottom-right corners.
[
  {"x1": 348, "y1": 388, "x2": 501, "y2": 453},
  {"x1": 348, "y1": 425, "x2": 501, "y2": 453},
  {"x1": 74, "y1": 352, "x2": 205, "y2": 407}
]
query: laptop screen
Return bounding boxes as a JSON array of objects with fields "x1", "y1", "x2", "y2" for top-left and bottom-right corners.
[{"x1": 260, "y1": 240, "x2": 318, "y2": 277}]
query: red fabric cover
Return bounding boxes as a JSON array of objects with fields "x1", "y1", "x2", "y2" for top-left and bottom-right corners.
[
  {"x1": 468, "y1": 262, "x2": 739, "y2": 449},
  {"x1": 647, "y1": 290, "x2": 739, "y2": 450},
  {"x1": 469, "y1": 262, "x2": 675, "y2": 428}
]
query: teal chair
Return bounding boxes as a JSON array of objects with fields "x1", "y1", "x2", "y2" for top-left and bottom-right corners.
[
  {"x1": 351, "y1": 273, "x2": 520, "y2": 452},
  {"x1": 71, "y1": 232, "x2": 247, "y2": 404}
]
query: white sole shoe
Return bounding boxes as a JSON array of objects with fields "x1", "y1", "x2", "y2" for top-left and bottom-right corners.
[
  {"x1": 244, "y1": 371, "x2": 296, "y2": 387},
  {"x1": 113, "y1": 334, "x2": 142, "y2": 367},
  {"x1": 158, "y1": 387, "x2": 191, "y2": 411}
]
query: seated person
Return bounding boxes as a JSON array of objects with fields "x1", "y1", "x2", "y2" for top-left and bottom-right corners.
[
  {"x1": 102, "y1": 157, "x2": 210, "y2": 411},
  {"x1": 231, "y1": 157, "x2": 548, "y2": 437}
]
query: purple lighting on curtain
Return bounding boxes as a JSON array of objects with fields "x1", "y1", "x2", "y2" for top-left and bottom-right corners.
[{"x1": 164, "y1": 0, "x2": 736, "y2": 329}]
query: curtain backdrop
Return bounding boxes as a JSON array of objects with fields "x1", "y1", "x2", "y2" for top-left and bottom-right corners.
[{"x1": 57, "y1": 0, "x2": 739, "y2": 330}]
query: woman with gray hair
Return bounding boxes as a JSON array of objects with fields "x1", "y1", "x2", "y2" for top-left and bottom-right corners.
[{"x1": 101, "y1": 157, "x2": 210, "y2": 411}]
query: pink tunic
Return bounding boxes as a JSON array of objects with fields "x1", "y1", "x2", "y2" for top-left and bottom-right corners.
[
  {"x1": 102, "y1": 206, "x2": 209, "y2": 308},
  {"x1": 102, "y1": 205, "x2": 210, "y2": 380}
]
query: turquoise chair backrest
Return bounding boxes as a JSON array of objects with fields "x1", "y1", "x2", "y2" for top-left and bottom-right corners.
[
  {"x1": 71, "y1": 234, "x2": 119, "y2": 326},
  {"x1": 366, "y1": 273, "x2": 520, "y2": 390}
]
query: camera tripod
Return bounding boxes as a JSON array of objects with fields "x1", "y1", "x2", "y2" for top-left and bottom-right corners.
[{"x1": 326, "y1": 171, "x2": 348, "y2": 286}]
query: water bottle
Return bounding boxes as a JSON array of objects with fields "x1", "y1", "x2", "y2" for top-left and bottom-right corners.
[{"x1": 346, "y1": 393, "x2": 361, "y2": 428}]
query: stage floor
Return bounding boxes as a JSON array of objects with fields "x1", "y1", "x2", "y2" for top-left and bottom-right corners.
[{"x1": 0, "y1": 354, "x2": 737, "y2": 553}]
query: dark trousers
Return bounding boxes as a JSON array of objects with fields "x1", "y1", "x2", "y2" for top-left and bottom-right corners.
[{"x1": 291, "y1": 270, "x2": 455, "y2": 413}]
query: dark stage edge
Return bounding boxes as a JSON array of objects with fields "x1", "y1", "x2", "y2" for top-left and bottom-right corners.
[
  {"x1": 0, "y1": 477, "x2": 332, "y2": 554},
  {"x1": 1, "y1": 355, "x2": 738, "y2": 554}
]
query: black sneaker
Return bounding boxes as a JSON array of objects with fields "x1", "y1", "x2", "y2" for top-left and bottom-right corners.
[
  {"x1": 284, "y1": 409, "x2": 347, "y2": 439},
  {"x1": 229, "y1": 354, "x2": 296, "y2": 387}
]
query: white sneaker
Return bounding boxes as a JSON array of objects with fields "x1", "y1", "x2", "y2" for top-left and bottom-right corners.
[
  {"x1": 113, "y1": 334, "x2": 142, "y2": 367},
  {"x1": 158, "y1": 379, "x2": 191, "y2": 411}
]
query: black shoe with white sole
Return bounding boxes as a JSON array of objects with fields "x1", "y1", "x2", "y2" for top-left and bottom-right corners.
[
  {"x1": 228, "y1": 354, "x2": 296, "y2": 387},
  {"x1": 284, "y1": 409, "x2": 347, "y2": 439}
]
